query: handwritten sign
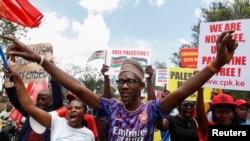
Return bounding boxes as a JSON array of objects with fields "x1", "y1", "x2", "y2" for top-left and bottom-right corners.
[{"x1": 5, "y1": 43, "x2": 53, "y2": 88}]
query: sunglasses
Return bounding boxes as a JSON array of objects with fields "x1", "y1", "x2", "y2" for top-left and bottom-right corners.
[
  {"x1": 182, "y1": 103, "x2": 195, "y2": 108},
  {"x1": 116, "y1": 79, "x2": 140, "y2": 87}
]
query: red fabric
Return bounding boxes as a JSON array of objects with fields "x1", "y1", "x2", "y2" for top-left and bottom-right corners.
[
  {"x1": 55, "y1": 107, "x2": 67, "y2": 117},
  {"x1": 66, "y1": 93, "x2": 79, "y2": 101},
  {"x1": 0, "y1": 0, "x2": 43, "y2": 28},
  {"x1": 84, "y1": 114, "x2": 99, "y2": 137},
  {"x1": 235, "y1": 99, "x2": 250, "y2": 107},
  {"x1": 28, "y1": 129, "x2": 43, "y2": 141},
  {"x1": 28, "y1": 80, "x2": 49, "y2": 104},
  {"x1": 212, "y1": 94, "x2": 235, "y2": 106},
  {"x1": 197, "y1": 121, "x2": 216, "y2": 141},
  {"x1": 8, "y1": 108, "x2": 23, "y2": 128}
]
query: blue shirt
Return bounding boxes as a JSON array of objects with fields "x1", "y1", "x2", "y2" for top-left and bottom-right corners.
[
  {"x1": 160, "y1": 108, "x2": 179, "y2": 141},
  {"x1": 239, "y1": 118, "x2": 250, "y2": 125}
]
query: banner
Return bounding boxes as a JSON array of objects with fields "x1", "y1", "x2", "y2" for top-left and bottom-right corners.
[
  {"x1": 180, "y1": 48, "x2": 198, "y2": 68},
  {"x1": 197, "y1": 19, "x2": 250, "y2": 91},
  {"x1": 87, "y1": 50, "x2": 106, "y2": 62},
  {"x1": 106, "y1": 48, "x2": 151, "y2": 76},
  {"x1": 4, "y1": 43, "x2": 53, "y2": 88},
  {"x1": 155, "y1": 69, "x2": 167, "y2": 87},
  {"x1": 167, "y1": 67, "x2": 212, "y2": 102},
  {"x1": 0, "y1": 0, "x2": 43, "y2": 28}
]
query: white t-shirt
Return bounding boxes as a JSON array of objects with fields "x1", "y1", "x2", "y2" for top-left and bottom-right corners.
[{"x1": 50, "y1": 112, "x2": 95, "y2": 141}]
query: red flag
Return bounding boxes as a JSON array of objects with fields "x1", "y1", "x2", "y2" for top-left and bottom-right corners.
[
  {"x1": 0, "y1": 0, "x2": 43, "y2": 28},
  {"x1": 28, "y1": 80, "x2": 49, "y2": 104},
  {"x1": 8, "y1": 108, "x2": 23, "y2": 128}
]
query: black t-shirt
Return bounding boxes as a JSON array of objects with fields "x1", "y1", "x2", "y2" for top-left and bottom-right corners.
[{"x1": 167, "y1": 115, "x2": 199, "y2": 141}]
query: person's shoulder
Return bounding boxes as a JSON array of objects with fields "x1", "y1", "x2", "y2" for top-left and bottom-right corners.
[
  {"x1": 100, "y1": 97, "x2": 117, "y2": 102},
  {"x1": 166, "y1": 114, "x2": 177, "y2": 120},
  {"x1": 242, "y1": 119, "x2": 250, "y2": 125},
  {"x1": 169, "y1": 108, "x2": 179, "y2": 116},
  {"x1": 145, "y1": 99, "x2": 160, "y2": 103}
]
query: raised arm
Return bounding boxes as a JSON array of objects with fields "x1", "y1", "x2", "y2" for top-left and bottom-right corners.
[
  {"x1": 3, "y1": 35, "x2": 100, "y2": 109},
  {"x1": 160, "y1": 30, "x2": 238, "y2": 113},
  {"x1": 101, "y1": 64, "x2": 112, "y2": 99},
  {"x1": 4, "y1": 85, "x2": 28, "y2": 117},
  {"x1": 196, "y1": 87, "x2": 208, "y2": 137},
  {"x1": 156, "y1": 118, "x2": 170, "y2": 131},
  {"x1": 6, "y1": 66, "x2": 52, "y2": 128},
  {"x1": 145, "y1": 65, "x2": 156, "y2": 100},
  {"x1": 50, "y1": 79, "x2": 64, "y2": 110}
]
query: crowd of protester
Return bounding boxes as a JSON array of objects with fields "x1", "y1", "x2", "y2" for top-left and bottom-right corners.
[{"x1": 0, "y1": 30, "x2": 248, "y2": 141}]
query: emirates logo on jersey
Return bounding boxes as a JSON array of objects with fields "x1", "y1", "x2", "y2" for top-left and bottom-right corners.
[{"x1": 139, "y1": 112, "x2": 148, "y2": 124}]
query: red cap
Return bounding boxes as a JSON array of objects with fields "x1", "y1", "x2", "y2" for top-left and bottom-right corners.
[
  {"x1": 212, "y1": 94, "x2": 235, "y2": 106},
  {"x1": 66, "y1": 94, "x2": 79, "y2": 101},
  {"x1": 235, "y1": 99, "x2": 250, "y2": 107}
]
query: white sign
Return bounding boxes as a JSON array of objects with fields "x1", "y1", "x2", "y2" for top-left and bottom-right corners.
[
  {"x1": 197, "y1": 19, "x2": 250, "y2": 91},
  {"x1": 106, "y1": 48, "x2": 151, "y2": 76},
  {"x1": 155, "y1": 69, "x2": 167, "y2": 87}
]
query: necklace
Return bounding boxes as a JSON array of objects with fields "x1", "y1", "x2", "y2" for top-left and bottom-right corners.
[{"x1": 177, "y1": 114, "x2": 192, "y2": 127}]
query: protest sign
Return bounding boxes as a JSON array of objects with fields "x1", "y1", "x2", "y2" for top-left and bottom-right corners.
[{"x1": 197, "y1": 19, "x2": 250, "y2": 91}]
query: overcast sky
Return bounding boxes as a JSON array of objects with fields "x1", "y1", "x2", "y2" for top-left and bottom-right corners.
[{"x1": 23, "y1": 0, "x2": 230, "y2": 70}]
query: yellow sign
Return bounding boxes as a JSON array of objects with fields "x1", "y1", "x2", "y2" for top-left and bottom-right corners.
[{"x1": 167, "y1": 67, "x2": 212, "y2": 102}]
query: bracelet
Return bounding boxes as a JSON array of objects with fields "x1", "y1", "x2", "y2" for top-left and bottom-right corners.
[
  {"x1": 39, "y1": 55, "x2": 44, "y2": 65},
  {"x1": 207, "y1": 62, "x2": 220, "y2": 73}
]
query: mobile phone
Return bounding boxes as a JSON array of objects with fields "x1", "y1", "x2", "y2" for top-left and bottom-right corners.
[{"x1": 0, "y1": 45, "x2": 8, "y2": 69}]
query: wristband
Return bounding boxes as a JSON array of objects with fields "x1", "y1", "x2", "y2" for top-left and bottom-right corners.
[
  {"x1": 207, "y1": 62, "x2": 220, "y2": 73},
  {"x1": 39, "y1": 55, "x2": 44, "y2": 65}
]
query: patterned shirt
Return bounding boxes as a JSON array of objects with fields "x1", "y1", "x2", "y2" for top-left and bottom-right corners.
[{"x1": 99, "y1": 97, "x2": 163, "y2": 141}]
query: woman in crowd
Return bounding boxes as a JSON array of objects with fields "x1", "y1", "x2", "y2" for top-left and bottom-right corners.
[
  {"x1": 4, "y1": 67, "x2": 95, "y2": 141},
  {"x1": 156, "y1": 99, "x2": 198, "y2": 141},
  {"x1": 196, "y1": 88, "x2": 239, "y2": 141},
  {"x1": 235, "y1": 99, "x2": 250, "y2": 125}
]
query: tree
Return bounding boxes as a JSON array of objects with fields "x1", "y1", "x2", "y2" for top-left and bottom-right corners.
[
  {"x1": 169, "y1": 44, "x2": 191, "y2": 67},
  {"x1": 191, "y1": 0, "x2": 250, "y2": 46},
  {"x1": 0, "y1": 19, "x2": 28, "y2": 46},
  {"x1": 64, "y1": 63, "x2": 84, "y2": 79},
  {"x1": 0, "y1": 19, "x2": 28, "y2": 97},
  {"x1": 169, "y1": 52, "x2": 180, "y2": 67}
]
